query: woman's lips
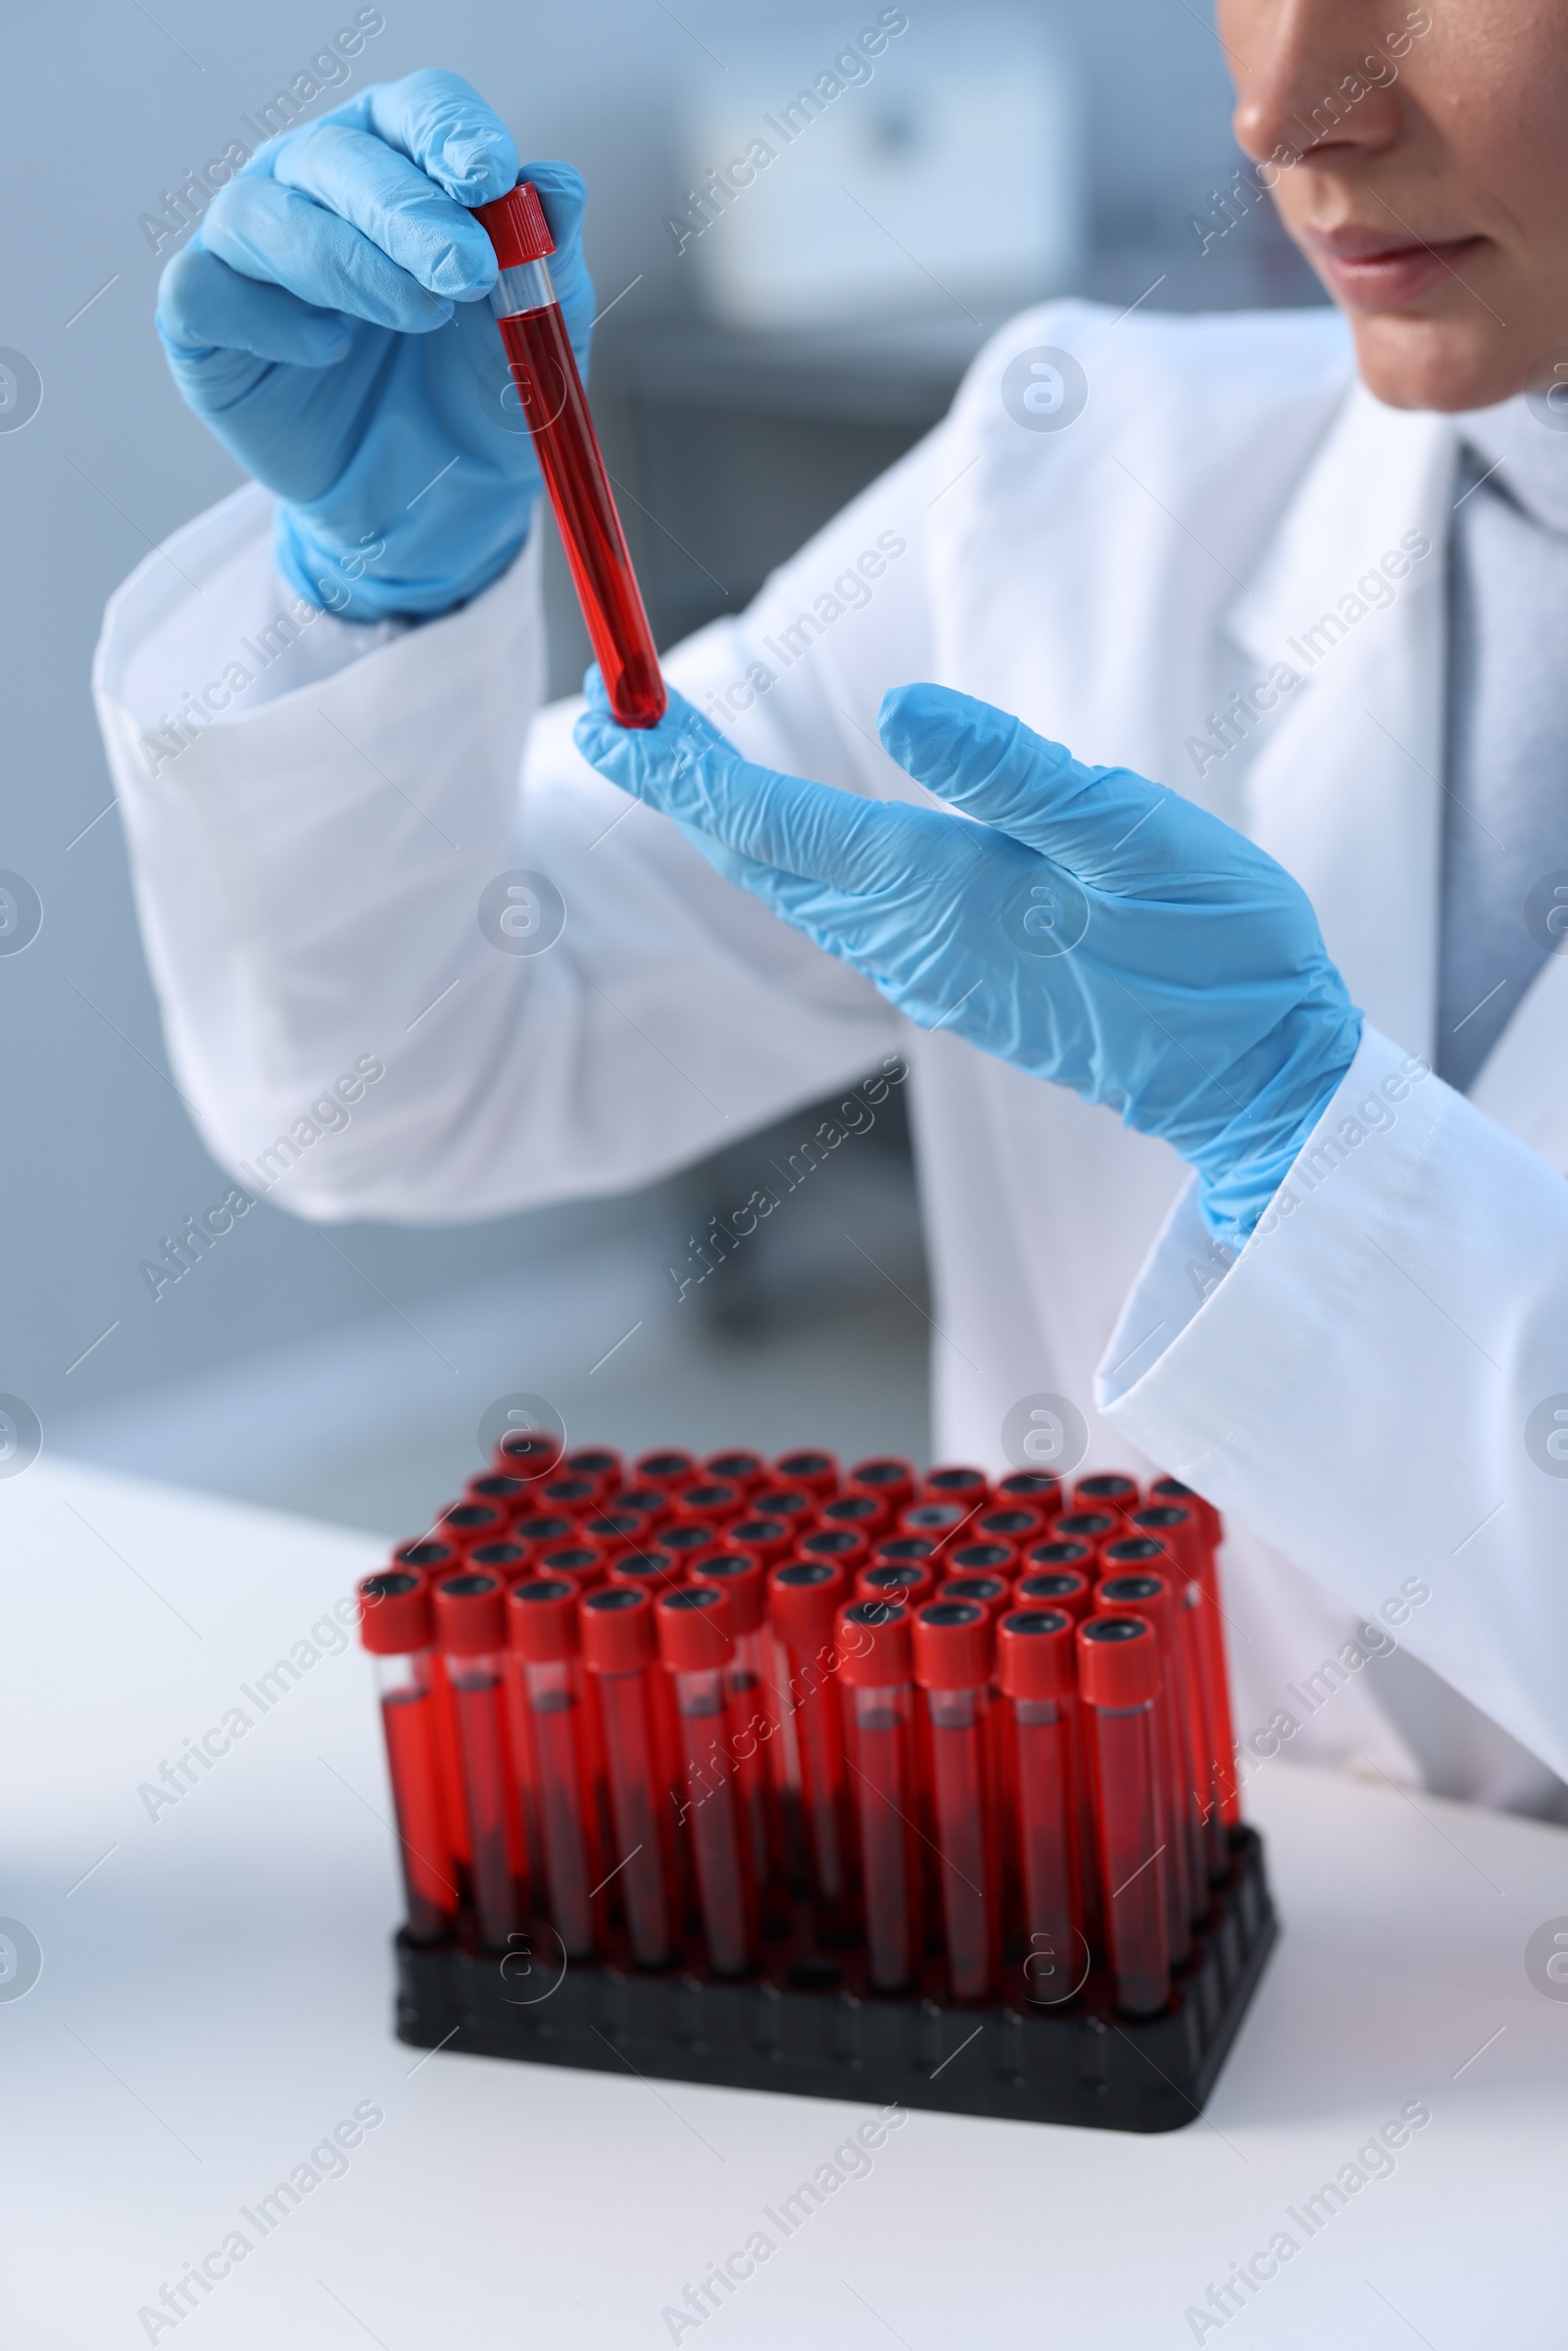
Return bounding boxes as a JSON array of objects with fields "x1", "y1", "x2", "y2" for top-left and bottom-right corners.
[{"x1": 1304, "y1": 232, "x2": 1489, "y2": 310}]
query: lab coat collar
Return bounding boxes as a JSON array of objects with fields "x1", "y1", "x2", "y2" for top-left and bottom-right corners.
[{"x1": 1217, "y1": 381, "x2": 1456, "y2": 1065}]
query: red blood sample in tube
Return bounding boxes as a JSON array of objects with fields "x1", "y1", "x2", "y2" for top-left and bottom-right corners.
[
  {"x1": 1131, "y1": 1506, "x2": 1229, "y2": 1885},
  {"x1": 1098, "y1": 1561, "x2": 1199, "y2": 1954},
  {"x1": 769, "y1": 1558, "x2": 855, "y2": 1920},
  {"x1": 1072, "y1": 1472, "x2": 1141, "y2": 1520},
  {"x1": 856, "y1": 1559, "x2": 936, "y2": 1610},
  {"x1": 705, "y1": 1448, "x2": 769, "y2": 1496},
  {"x1": 508, "y1": 1577, "x2": 604, "y2": 1958},
  {"x1": 581, "y1": 1587, "x2": 677, "y2": 1967},
  {"x1": 996, "y1": 1469, "x2": 1063, "y2": 1515},
  {"x1": 838, "y1": 1601, "x2": 920, "y2": 1991},
  {"x1": 360, "y1": 1570, "x2": 459, "y2": 1943},
  {"x1": 1077, "y1": 1615, "x2": 1172, "y2": 2016},
  {"x1": 687, "y1": 1550, "x2": 783, "y2": 1912},
  {"x1": 472, "y1": 182, "x2": 665, "y2": 729},
  {"x1": 1143, "y1": 1492, "x2": 1238, "y2": 1828},
  {"x1": 912, "y1": 1599, "x2": 1001, "y2": 2002},
  {"x1": 920, "y1": 1464, "x2": 991, "y2": 1509},
  {"x1": 846, "y1": 1456, "x2": 916, "y2": 1515},
  {"x1": 657, "y1": 1586, "x2": 759, "y2": 1975},
  {"x1": 392, "y1": 1539, "x2": 467, "y2": 1867},
  {"x1": 998, "y1": 1607, "x2": 1085, "y2": 2002},
  {"x1": 773, "y1": 1448, "x2": 840, "y2": 1498},
  {"x1": 534, "y1": 1540, "x2": 609, "y2": 1597},
  {"x1": 433, "y1": 1571, "x2": 527, "y2": 1947}
]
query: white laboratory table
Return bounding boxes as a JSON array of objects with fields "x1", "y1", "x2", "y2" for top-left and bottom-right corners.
[{"x1": 2, "y1": 1460, "x2": 1563, "y2": 2349}]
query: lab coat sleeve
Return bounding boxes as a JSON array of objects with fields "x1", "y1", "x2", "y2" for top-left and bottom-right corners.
[
  {"x1": 1097, "y1": 1024, "x2": 1568, "y2": 1779},
  {"x1": 92, "y1": 436, "x2": 942, "y2": 1221}
]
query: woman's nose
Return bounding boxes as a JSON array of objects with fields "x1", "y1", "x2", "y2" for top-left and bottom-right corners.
[{"x1": 1230, "y1": 2, "x2": 1404, "y2": 167}]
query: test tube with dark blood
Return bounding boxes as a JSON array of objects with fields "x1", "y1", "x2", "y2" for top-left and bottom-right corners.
[
  {"x1": 837, "y1": 1600, "x2": 920, "y2": 1993},
  {"x1": 705, "y1": 1448, "x2": 769, "y2": 1495},
  {"x1": 773, "y1": 1448, "x2": 840, "y2": 1498},
  {"x1": 912, "y1": 1599, "x2": 1001, "y2": 2002},
  {"x1": 391, "y1": 1536, "x2": 466, "y2": 1869},
  {"x1": 432, "y1": 1571, "x2": 527, "y2": 1947},
  {"x1": 1077, "y1": 1614, "x2": 1171, "y2": 2016},
  {"x1": 508, "y1": 1577, "x2": 604, "y2": 1958},
  {"x1": 768, "y1": 1558, "x2": 855, "y2": 1926},
  {"x1": 1072, "y1": 1472, "x2": 1141, "y2": 1521},
  {"x1": 359, "y1": 1569, "x2": 458, "y2": 1944},
  {"x1": 846, "y1": 1456, "x2": 916, "y2": 1516},
  {"x1": 1097, "y1": 1563, "x2": 1197, "y2": 1957},
  {"x1": 997, "y1": 1607, "x2": 1085, "y2": 2005},
  {"x1": 581, "y1": 1586, "x2": 677, "y2": 1968},
  {"x1": 656, "y1": 1584, "x2": 760, "y2": 1976},
  {"x1": 687, "y1": 1549, "x2": 785, "y2": 1918}
]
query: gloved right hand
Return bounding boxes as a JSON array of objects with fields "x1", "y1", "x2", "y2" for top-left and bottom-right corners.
[{"x1": 155, "y1": 69, "x2": 595, "y2": 622}]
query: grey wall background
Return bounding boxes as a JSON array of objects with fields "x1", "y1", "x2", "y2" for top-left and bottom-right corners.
[{"x1": 0, "y1": 0, "x2": 1323, "y2": 1523}]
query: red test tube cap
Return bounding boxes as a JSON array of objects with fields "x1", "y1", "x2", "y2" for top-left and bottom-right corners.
[
  {"x1": 655, "y1": 1582, "x2": 734, "y2": 1672},
  {"x1": 471, "y1": 178, "x2": 556, "y2": 268},
  {"x1": 1015, "y1": 1566, "x2": 1094, "y2": 1620},
  {"x1": 635, "y1": 1447, "x2": 702, "y2": 1494},
  {"x1": 687, "y1": 1549, "x2": 766, "y2": 1633},
  {"x1": 773, "y1": 1448, "x2": 839, "y2": 1497},
  {"x1": 768, "y1": 1558, "x2": 846, "y2": 1649},
  {"x1": 912, "y1": 1597, "x2": 993, "y2": 1691},
  {"x1": 836, "y1": 1598, "x2": 911, "y2": 1687},
  {"x1": 393, "y1": 1536, "x2": 456, "y2": 1577},
  {"x1": 1077, "y1": 1613, "x2": 1159, "y2": 1706},
  {"x1": 580, "y1": 1583, "x2": 657, "y2": 1673},
  {"x1": 1073, "y1": 1472, "x2": 1141, "y2": 1515},
  {"x1": 508, "y1": 1575, "x2": 582, "y2": 1662},
  {"x1": 857, "y1": 1560, "x2": 936, "y2": 1609},
  {"x1": 1099, "y1": 1559, "x2": 1175, "y2": 1647},
  {"x1": 433, "y1": 1570, "x2": 506, "y2": 1656},
  {"x1": 997, "y1": 1606, "x2": 1077, "y2": 1700},
  {"x1": 358, "y1": 1568, "x2": 431, "y2": 1654},
  {"x1": 847, "y1": 1456, "x2": 916, "y2": 1512},
  {"x1": 493, "y1": 1426, "x2": 563, "y2": 1479},
  {"x1": 705, "y1": 1448, "x2": 768, "y2": 1494}
]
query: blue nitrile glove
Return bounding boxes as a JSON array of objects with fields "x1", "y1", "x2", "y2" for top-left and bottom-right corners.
[
  {"x1": 155, "y1": 70, "x2": 596, "y2": 621},
  {"x1": 573, "y1": 677, "x2": 1364, "y2": 1245}
]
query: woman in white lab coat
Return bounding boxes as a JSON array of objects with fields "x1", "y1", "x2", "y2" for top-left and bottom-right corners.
[{"x1": 94, "y1": 14, "x2": 1568, "y2": 1809}]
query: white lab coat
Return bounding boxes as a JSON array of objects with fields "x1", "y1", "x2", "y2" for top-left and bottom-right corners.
[{"x1": 94, "y1": 299, "x2": 1568, "y2": 1807}]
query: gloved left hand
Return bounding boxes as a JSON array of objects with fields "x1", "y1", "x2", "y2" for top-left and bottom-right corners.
[
  {"x1": 156, "y1": 70, "x2": 595, "y2": 621},
  {"x1": 573, "y1": 676, "x2": 1363, "y2": 1245}
]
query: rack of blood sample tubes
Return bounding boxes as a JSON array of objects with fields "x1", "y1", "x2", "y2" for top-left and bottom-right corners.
[{"x1": 363, "y1": 1439, "x2": 1276, "y2": 2131}]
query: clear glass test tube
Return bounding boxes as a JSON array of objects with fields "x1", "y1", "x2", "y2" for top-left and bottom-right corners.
[
  {"x1": 1077, "y1": 1614, "x2": 1172, "y2": 2016},
  {"x1": 359, "y1": 1570, "x2": 459, "y2": 1944},
  {"x1": 912, "y1": 1598, "x2": 1001, "y2": 2003},
  {"x1": 471, "y1": 181, "x2": 665, "y2": 729}
]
